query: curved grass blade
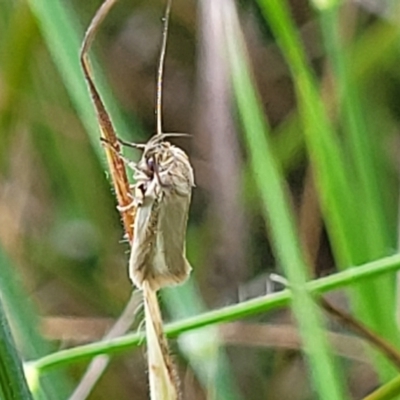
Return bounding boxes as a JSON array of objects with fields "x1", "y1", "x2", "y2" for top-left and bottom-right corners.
[
  {"x1": 0, "y1": 293, "x2": 33, "y2": 400},
  {"x1": 221, "y1": 1, "x2": 347, "y2": 399}
]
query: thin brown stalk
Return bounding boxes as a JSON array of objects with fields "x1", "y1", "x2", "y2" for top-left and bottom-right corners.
[
  {"x1": 319, "y1": 297, "x2": 400, "y2": 371},
  {"x1": 80, "y1": 1, "x2": 184, "y2": 399}
]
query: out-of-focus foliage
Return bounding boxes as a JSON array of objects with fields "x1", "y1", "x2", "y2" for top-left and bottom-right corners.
[{"x1": 1, "y1": 0, "x2": 400, "y2": 399}]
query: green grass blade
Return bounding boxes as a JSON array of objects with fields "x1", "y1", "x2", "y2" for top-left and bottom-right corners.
[
  {"x1": 363, "y1": 374, "x2": 400, "y2": 400},
  {"x1": 256, "y1": 0, "x2": 400, "y2": 380},
  {"x1": 0, "y1": 248, "x2": 72, "y2": 400},
  {"x1": 318, "y1": 3, "x2": 391, "y2": 260},
  {"x1": 0, "y1": 294, "x2": 33, "y2": 400},
  {"x1": 26, "y1": 0, "x2": 136, "y2": 159},
  {"x1": 316, "y1": 4, "x2": 399, "y2": 378},
  {"x1": 256, "y1": 0, "x2": 357, "y2": 266},
  {"x1": 222, "y1": 2, "x2": 346, "y2": 399}
]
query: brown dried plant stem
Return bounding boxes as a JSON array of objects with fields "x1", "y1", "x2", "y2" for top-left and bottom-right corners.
[
  {"x1": 80, "y1": 0, "x2": 135, "y2": 242},
  {"x1": 80, "y1": 0, "x2": 182, "y2": 399},
  {"x1": 319, "y1": 297, "x2": 400, "y2": 371}
]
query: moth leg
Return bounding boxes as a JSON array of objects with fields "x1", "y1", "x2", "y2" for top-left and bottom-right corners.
[
  {"x1": 133, "y1": 185, "x2": 145, "y2": 206},
  {"x1": 100, "y1": 135, "x2": 146, "y2": 152},
  {"x1": 117, "y1": 195, "x2": 135, "y2": 212},
  {"x1": 100, "y1": 136, "x2": 121, "y2": 153},
  {"x1": 100, "y1": 137, "x2": 138, "y2": 171}
]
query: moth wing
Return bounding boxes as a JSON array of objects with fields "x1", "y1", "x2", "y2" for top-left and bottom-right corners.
[
  {"x1": 154, "y1": 189, "x2": 192, "y2": 288},
  {"x1": 129, "y1": 182, "x2": 159, "y2": 289}
]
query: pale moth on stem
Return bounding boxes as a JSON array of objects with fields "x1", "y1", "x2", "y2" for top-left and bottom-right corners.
[{"x1": 80, "y1": 0, "x2": 195, "y2": 399}]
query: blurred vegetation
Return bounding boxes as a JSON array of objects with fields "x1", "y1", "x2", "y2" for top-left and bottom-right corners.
[{"x1": 2, "y1": 0, "x2": 400, "y2": 399}]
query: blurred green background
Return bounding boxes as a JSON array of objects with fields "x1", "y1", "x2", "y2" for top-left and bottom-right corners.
[{"x1": 2, "y1": 0, "x2": 400, "y2": 399}]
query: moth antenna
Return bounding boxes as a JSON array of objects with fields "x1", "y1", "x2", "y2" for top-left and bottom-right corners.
[
  {"x1": 156, "y1": 0, "x2": 173, "y2": 137},
  {"x1": 147, "y1": 133, "x2": 190, "y2": 148},
  {"x1": 160, "y1": 133, "x2": 191, "y2": 139},
  {"x1": 100, "y1": 138, "x2": 137, "y2": 170},
  {"x1": 117, "y1": 137, "x2": 147, "y2": 150}
]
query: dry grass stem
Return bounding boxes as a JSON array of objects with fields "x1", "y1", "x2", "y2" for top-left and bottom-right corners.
[
  {"x1": 80, "y1": 0, "x2": 190, "y2": 399},
  {"x1": 80, "y1": 0, "x2": 135, "y2": 243},
  {"x1": 143, "y1": 281, "x2": 179, "y2": 400}
]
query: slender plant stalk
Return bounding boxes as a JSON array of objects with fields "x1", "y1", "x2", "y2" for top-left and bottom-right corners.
[
  {"x1": 29, "y1": 254, "x2": 400, "y2": 373},
  {"x1": 319, "y1": 298, "x2": 400, "y2": 371},
  {"x1": 143, "y1": 282, "x2": 179, "y2": 400},
  {"x1": 80, "y1": 0, "x2": 136, "y2": 242}
]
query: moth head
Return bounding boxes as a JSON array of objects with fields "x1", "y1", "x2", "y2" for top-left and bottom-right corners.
[
  {"x1": 134, "y1": 141, "x2": 164, "y2": 180},
  {"x1": 138, "y1": 133, "x2": 190, "y2": 177},
  {"x1": 136, "y1": 152, "x2": 156, "y2": 180}
]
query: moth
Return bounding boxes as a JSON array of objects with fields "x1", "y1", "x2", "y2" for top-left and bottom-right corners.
[
  {"x1": 80, "y1": 0, "x2": 195, "y2": 291},
  {"x1": 128, "y1": 134, "x2": 194, "y2": 290}
]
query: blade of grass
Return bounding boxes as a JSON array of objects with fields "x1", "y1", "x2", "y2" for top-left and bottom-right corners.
[
  {"x1": 363, "y1": 374, "x2": 400, "y2": 400},
  {"x1": 0, "y1": 293, "x2": 33, "y2": 400},
  {"x1": 29, "y1": 253, "x2": 400, "y2": 372},
  {"x1": 0, "y1": 247, "x2": 72, "y2": 400},
  {"x1": 256, "y1": 0, "x2": 400, "y2": 379},
  {"x1": 26, "y1": 0, "x2": 137, "y2": 159},
  {"x1": 316, "y1": 2, "x2": 398, "y2": 378},
  {"x1": 221, "y1": 2, "x2": 347, "y2": 399},
  {"x1": 271, "y1": 19, "x2": 400, "y2": 176},
  {"x1": 318, "y1": 0, "x2": 393, "y2": 276},
  {"x1": 0, "y1": 2, "x2": 38, "y2": 139},
  {"x1": 256, "y1": 0, "x2": 357, "y2": 266}
]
